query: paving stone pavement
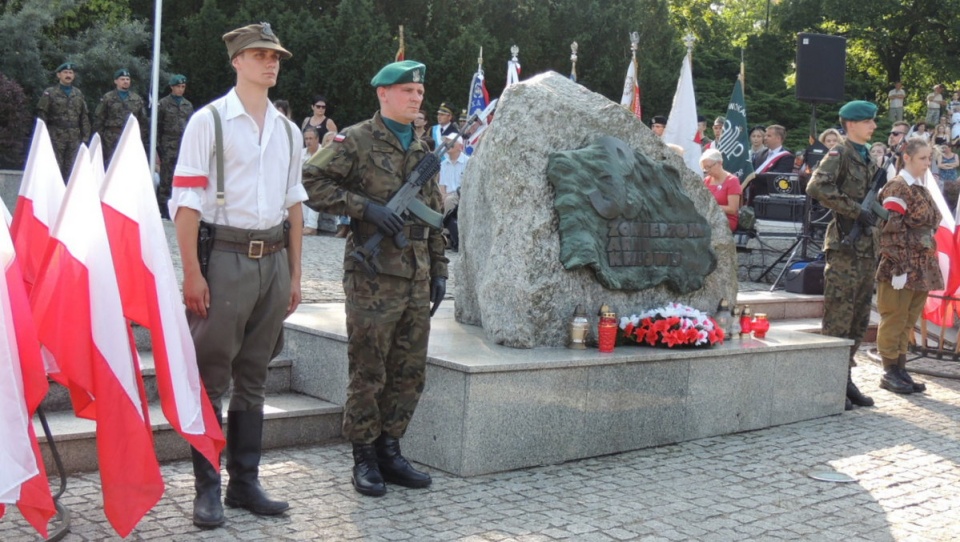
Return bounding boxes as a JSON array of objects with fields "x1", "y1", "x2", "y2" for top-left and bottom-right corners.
[{"x1": 3, "y1": 226, "x2": 960, "y2": 541}]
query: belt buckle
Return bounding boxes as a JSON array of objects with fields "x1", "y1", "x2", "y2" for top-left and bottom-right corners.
[{"x1": 248, "y1": 240, "x2": 265, "y2": 259}]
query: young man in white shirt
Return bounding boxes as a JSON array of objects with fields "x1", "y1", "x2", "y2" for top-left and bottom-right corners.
[{"x1": 171, "y1": 22, "x2": 306, "y2": 529}]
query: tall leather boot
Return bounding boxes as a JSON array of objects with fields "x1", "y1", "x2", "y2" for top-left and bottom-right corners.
[
  {"x1": 223, "y1": 410, "x2": 289, "y2": 515},
  {"x1": 846, "y1": 367, "x2": 875, "y2": 407},
  {"x1": 879, "y1": 356, "x2": 914, "y2": 394},
  {"x1": 352, "y1": 443, "x2": 387, "y2": 496},
  {"x1": 191, "y1": 408, "x2": 223, "y2": 528},
  {"x1": 897, "y1": 353, "x2": 926, "y2": 392},
  {"x1": 374, "y1": 434, "x2": 432, "y2": 488}
]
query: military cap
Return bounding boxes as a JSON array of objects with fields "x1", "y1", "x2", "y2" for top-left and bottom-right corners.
[
  {"x1": 370, "y1": 60, "x2": 426, "y2": 87},
  {"x1": 436, "y1": 103, "x2": 455, "y2": 116},
  {"x1": 838, "y1": 100, "x2": 877, "y2": 121},
  {"x1": 168, "y1": 74, "x2": 187, "y2": 86},
  {"x1": 56, "y1": 62, "x2": 76, "y2": 73},
  {"x1": 651, "y1": 115, "x2": 667, "y2": 126},
  {"x1": 459, "y1": 109, "x2": 468, "y2": 122},
  {"x1": 697, "y1": 115, "x2": 706, "y2": 123},
  {"x1": 114, "y1": 69, "x2": 130, "y2": 79},
  {"x1": 223, "y1": 22, "x2": 292, "y2": 60},
  {"x1": 713, "y1": 116, "x2": 726, "y2": 126}
]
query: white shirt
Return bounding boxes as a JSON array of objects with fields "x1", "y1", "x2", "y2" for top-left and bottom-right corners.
[
  {"x1": 439, "y1": 153, "x2": 469, "y2": 192},
  {"x1": 888, "y1": 88, "x2": 905, "y2": 108},
  {"x1": 171, "y1": 88, "x2": 308, "y2": 229}
]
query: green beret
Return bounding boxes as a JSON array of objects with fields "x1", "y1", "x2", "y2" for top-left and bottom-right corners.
[
  {"x1": 370, "y1": 60, "x2": 426, "y2": 87},
  {"x1": 838, "y1": 100, "x2": 877, "y2": 121},
  {"x1": 223, "y1": 22, "x2": 291, "y2": 60},
  {"x1": 56, "y1": 62, "x2": 76, "y2": 73},
  {"x1": 114, "y1": 69, "x2": 130, "y2": 79},
  {"x1": 169, "y1": 74, "x2": 187, "y2": 86}
]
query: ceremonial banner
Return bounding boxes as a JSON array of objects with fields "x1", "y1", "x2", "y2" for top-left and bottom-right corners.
[
  {"x1": 619, "y1": 57, "x2": 642, "y2": 120},
  {"x1": 30, "y1": 146, "x2": 163, "y2": 538},
  {"x1": 663, "y1": 53, "x2": 702, "y2": 176},
  {"x1": 101, "y1": 118, "x2": 225, "y2": 470},
  {"x1": 717, "y1": 76, "x2": 754, "y2": 182}
]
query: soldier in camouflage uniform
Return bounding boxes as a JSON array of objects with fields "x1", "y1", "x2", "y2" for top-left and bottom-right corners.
[
  {"x1": 302, "y1": 60, "x2": 448, "y2": 497},
  {"x1": 156, "y1": 74, "x2": 193, "y2": 218},
  {"x1": 807, "y1": 100, "x2": 880, "y2": 411},
  {"x1": 93, "y1": 69, "x2": 148, "y2": 163},
  {"x1": 37, "y1": 62, "x2": 91, "y2": 180}
]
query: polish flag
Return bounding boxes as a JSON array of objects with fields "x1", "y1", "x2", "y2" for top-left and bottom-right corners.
[
  {"x1": 922, "y1": 170, "x2": 960, "y2": 326},
  {"x1": 101, "y1": 117, "x2": 224, "y2": 468},
  {"x1": 10, "y1": 120, "x2": 65, "y2": 298},
  {"x1": 29, "y1": 146, "x2": 163, "y2": 538},
  {"x1": 89, "y1": 133, "x2": 105, "y2": 188},
  {"x1": 0, "y1": 218, "x2": 55, "y2": 537},
  {"x1": 663, "y1": 52, "x2": 703, "y2": 176}
]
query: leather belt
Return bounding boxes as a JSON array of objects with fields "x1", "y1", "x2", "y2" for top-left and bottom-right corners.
[
  {"x1": 406, "y1": 225, "x2": 429, "y2": 240},
  {"x1": 212, "y1": 238, "x2": 284, "y2": 259}
]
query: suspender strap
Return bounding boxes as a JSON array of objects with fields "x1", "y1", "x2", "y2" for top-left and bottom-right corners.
[
  {"x1": 282, "y1": 118, "x2": 295, "y2": 185},
  {"x1": 204, "y1": 104, "x2": 226, "y2": 206}
]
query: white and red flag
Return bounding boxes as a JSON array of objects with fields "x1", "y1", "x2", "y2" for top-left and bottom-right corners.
[
  {"x1": 663, "y1": 52, "x2": 703, "y2": 176},
  {"x1": 619, "y1": 56, "x2": 642, "y2": 120},
  {"x1": 921, "y1": 170, "x2": 960, "y2": 326},
  {"x1": 101, "y1": 117, "x2": 225, "y2": 468},
  {"x1": 0, "y1": 213, "x2": 55, "y2": 537},
  {"x1": 29, "y1": 145, "x2": 163, "y2": 537},
  {"x1": 10, "y1": 120, "x2": 65, "y2": 298}
]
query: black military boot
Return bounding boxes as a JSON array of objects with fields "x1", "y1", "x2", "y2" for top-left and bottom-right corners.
[
  {"x1": 191, "y1": 448, "x2": 224, "y2": 528},
  {"x1": 897, "y1": 353, "x2": 926, "y2": 392},
  {"x1": 879, "y1": 357, "x2": 914, "y2": 395},
  {"x1": 191, "y1": 408, "x2": 224, "y2": 528},
  {"x1": 352, "y1": 443, "x2": 387, "y2": 497},
  {"x1": 845, "y1": 397, "x2": 853, "y2": 411},
  {"x1": 223, "y1": 410, "x2": 289, "y2": 515},
  {"x1": 846, "y1": 368, "x2": 874, "y2": 407},
  {"x1": 374, "y1": 434, "x2": 432, "y2": 488}
]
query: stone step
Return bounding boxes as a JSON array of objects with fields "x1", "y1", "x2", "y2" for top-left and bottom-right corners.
[
  {"x1": 736, "y1": 290, "x2": 824, "y2": 320},
  {"x1": 769, "y1": 312, "x2": 880, "y2": 343},
  {"x1": 40, "y1": 352, "x2": 293, "y2": 412},
  {"x1": 35, "y1": 392, "x2": 342, "y2": 475}
]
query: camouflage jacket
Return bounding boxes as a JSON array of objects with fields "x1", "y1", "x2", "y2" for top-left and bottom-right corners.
[
  {"x1": 807, "y1": 140, "x2": 878, "y2": 256},
  {"x1": 37, "y1": 85, "x2": 91, "y2": 140},
  {"x1": 94, "y1": 89, "x2": 147, "y2": 134},
  {"x1": 302, "y1": 112, "x2": 448, "y2": 281},
  {"x1": 156, "y1": 94, "x2": 193, "y2": 148},
  {"x1": 876, "y1": 175, "x2": 943, "y2": 291}
]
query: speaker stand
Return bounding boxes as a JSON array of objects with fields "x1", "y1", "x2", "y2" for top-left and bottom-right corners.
[{"x1": 757, "y1": 194, "x2": 821, "y2": 290}]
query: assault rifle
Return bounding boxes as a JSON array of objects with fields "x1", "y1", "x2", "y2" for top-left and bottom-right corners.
[
  {"x1": 351, "y1": 99, "x2": 498, "y2": 277},
  {"x1": 842, "y1": 141, "x2": 902, "y2": 247}
]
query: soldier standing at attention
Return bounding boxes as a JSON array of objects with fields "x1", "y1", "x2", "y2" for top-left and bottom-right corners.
[
  {"x1": 302, "y1": 60, "x2": 448, "y2": 497},
  {"x1": 94, "y1": 68, "x2": 148, "y2": 162},
  {"x1": 37, "y1": 62, "x2": 91, "y2": 180},
  {"x1": 157, "y1": 74, "x2": 194, "y2": 218},
  {"x1": 171, "y1": 23, "x2": 305, "y2": 528},
  {"x1": 807, "y1": 100, "x2": 879, "y2": 411}
]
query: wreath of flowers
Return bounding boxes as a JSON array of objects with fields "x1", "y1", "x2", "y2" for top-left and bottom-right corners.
[{"x1": 619, "y1": 303, "x2": 724, "y2": 348}]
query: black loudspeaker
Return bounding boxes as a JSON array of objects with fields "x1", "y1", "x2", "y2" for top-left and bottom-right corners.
[
  {"x1": 785, "y1": 260, "x2": 825, "y2": 295},
  {"x1": 796, "y1": 33, "x2": 846, "y2": 103}
]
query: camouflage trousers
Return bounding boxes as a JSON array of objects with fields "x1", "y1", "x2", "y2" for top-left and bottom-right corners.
[
  {"x1": 342, "y1": 272, "x2": 430, "y2": 444},
  {"x1": 99, "y1": 128, "x2": 122, "y2": 164},
  {"x1": 157, "y1": 141, "x2": 180, "y2": 206},
  {"x1": 49, "y1": 127, "x2": 83, "y2": 181},
  {"x1": 822, "y1": 248, "x2": 877, "y2": 347}
]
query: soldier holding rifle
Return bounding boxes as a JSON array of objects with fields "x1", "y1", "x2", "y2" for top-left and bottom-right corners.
[
  {"x1": 807, "y1": 101, "x2": 882, "y2": 411},
  {"x1": 302, "y1": 60, "x2": 448, "y2": 497}
]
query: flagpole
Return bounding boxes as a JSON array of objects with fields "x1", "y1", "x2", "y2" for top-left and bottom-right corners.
[
  {"x1": 148, "y1": 0, "x2": 162, "y2": 190},
  {"x1": 570, "y1": 41, "x2": 578, "y2": 82},
  {"x1": 467, "y1": 47, "x2": 483, "y2": 112}
]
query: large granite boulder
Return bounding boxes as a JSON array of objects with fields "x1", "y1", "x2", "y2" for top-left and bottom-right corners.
[{"x1": 455, "y1": 71, "x2": 737, "y2": 348}]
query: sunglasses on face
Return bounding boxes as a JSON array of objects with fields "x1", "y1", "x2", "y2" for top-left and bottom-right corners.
[
  {"x1": 314, "y1": 104, "x2": 326, "y2": 108},
  {"x1": 890, "y1": 132, "x2": 904, "y2": 136}
]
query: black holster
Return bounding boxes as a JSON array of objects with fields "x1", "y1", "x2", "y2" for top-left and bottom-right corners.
[{"x1": 198, "y1": 221, "x2": 215, "y2": 278}]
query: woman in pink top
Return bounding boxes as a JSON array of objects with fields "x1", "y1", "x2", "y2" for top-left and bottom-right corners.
[{"x1": 700, "y1": 148, "x2": 742, "y2": 231}]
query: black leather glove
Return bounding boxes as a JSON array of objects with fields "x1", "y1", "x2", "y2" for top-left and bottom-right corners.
[
  {"x1": 363, "y1": 202, "x2": 404, "y2": 236},
  {"x1": 429, "y1": 277, "x2": 447, "y2": 316},
  {"x1": 857, "y1": 208, "x2": 877, "y2": 228}
]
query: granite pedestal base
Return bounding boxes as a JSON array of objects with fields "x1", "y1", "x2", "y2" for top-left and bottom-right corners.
[{"x1": 285, "y1": 303, "x2": 850, "y2": 477}]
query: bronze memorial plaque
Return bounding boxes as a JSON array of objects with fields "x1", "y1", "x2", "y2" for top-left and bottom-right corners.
[{"x1": 546, "y1": 136, "x2": 716, "y2": 293}]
